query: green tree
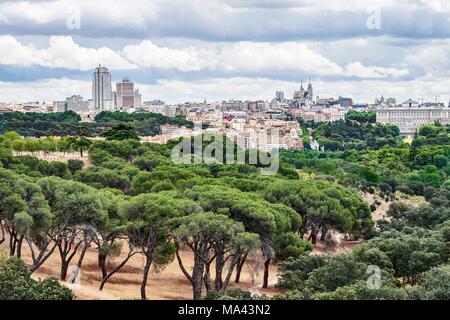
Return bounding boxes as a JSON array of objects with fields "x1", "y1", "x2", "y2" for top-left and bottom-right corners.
[
  {"x1": 38, "y1": 177, "x2": 107, "y2": 280},
  {"x1": 119, "y1": 192, "x2": 198, "y2": 300},
  {"x1": 419, "y1": 264, "x2": 450, "y2": 300},
  {"x1": 0, "y1": 169, "x2": 51, "y2": 258},
  {"x1": 174, "y1": 212, "x2": 260, "y2": 300},
  {"x1": 312, "y1": 281, "x2": 409, "y2": 300},
  {"x1": 0, "y1": 255, "x2": 73, "y2": 300},
  {"x1": 103, "y1": 124, "x2": 139, "y2": 141},
  {"x1": 68, "y1": 136, "x2": 92, "y2": 158},
  {"x1": 93, "y1": 190, "x2": 137, "y2": 291},
  {"x1": 67, "y1": 159, "x2": 84, "y2": 174}
]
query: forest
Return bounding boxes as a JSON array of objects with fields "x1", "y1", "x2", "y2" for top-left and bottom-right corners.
[
  {"x1": 0, "y1": 111, "x2": 449, "y2": 300},
  {"x1": 0, "y1": 111, "x2": 193, "y2": 137}
]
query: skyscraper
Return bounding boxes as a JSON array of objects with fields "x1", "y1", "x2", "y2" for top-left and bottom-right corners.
[
  {"x1": 114, "y1": 77, "x2": 142, "y2": 110},
  {"x1": 307, "y1": 79, "x2": 313, "y2": 102},
  {"x1": 92, "y1": 65, "x2": 113, "y2": 111},
  {"x1": 275, "y1": 91, "x2": 285, "y2": 102}
]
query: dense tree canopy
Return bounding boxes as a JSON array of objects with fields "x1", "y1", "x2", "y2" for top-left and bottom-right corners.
[
  {"x1": 0, "y1": 117, "x2": 448, "y2": 301},
  {"x1": 0, "y1": 254, "x2": 73, "y2": 300},
  {"x1": 0, "y1": 111, "x2": 193, "y2": 137}
]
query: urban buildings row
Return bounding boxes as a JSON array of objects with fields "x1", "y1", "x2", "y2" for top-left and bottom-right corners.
[
  {"x1": 1, "y1": 65, "x2": 450, "y2": 141},
  {"x1": 376, "y1": 98, "x2": 450, "y2": 137},
  {"x1": 54, "y1": 65, "x2": 142, "y2": 113},
  {"x1": 143, "y1": 118, "x2": 304, "y2": 153}
]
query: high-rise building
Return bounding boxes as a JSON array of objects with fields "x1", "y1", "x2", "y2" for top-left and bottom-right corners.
[
  {"x1": 307, "y1": 81, "x2": 313, "y2": 100},
  {"x1": 113, "y1": 77, "x2": 142, "y2": 110},
  {"x1": 92, "y1": 65, "x2": 113, "y2": 111},
  {"x1": 275, "y1": 91, "x2": 285, "y2": 102}
]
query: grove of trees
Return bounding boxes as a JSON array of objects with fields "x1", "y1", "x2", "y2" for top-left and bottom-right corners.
[
  {"x1": 0, "y1": 111, "x2": 193, "y2": 138},
  {"x1": 0, "y1": 113, "x2": 448, "y2": 301}
]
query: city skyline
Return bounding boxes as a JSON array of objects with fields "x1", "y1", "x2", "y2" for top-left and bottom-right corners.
[{"x1": 1, "y1": 0, "x2": 450, "y2": 103}]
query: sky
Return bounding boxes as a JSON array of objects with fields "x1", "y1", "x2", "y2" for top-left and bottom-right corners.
[{"x1": 0, "y1": 0, "x2": 450, "y2": 104}]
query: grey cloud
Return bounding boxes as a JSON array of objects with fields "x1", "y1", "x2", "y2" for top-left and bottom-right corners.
[{"x1": 1, "y1": 1, "x2": 450, "y2": 41}]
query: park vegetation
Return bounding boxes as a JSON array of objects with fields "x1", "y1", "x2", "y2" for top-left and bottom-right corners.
[
  {"x1": 0, "y1": 111, "x2": 193, "y2": 138},
  {"x1": 0, "y1": 111, "x2": 448, "y2": 300}
]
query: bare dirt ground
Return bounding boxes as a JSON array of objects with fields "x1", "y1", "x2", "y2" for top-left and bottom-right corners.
[
  {"x1": 363, "y1": 192, "x2": 391, "y2": 222},
  {"x1": 0, "y1": 238, "x2": 282, "y2": 300},
  {"x1": 1, "y1": 189, "x2": 405, "y2": 300},
  {"x1": 0, "y1": 232, "x2": 363, "y2": 300},
  {"x1": 363, "y1": 192, "x2": 426, "y2": 223},
  {"x1": 12, "y1": 151, "x2": 91, "y2": 168}
]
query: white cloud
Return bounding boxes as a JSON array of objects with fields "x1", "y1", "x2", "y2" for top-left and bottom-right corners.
[
  {"x1": 218, "y1": 42, "x2": 343, "y2": 75},
  {"x1": 0, "y1": 35, "x2": 136, "y2": 70},
  {"x1": 122, "y1": 41, "x2": 217, "y2": 72},
  {"x1": 404, "y1": 41, "x2": 450, "y2": 76},
  {"x1": 344, "y1": 61, "x2": 409, "y2": 78},
  {"x1": 123, "y1": 40, "x2": 343, "y2": 75},
  {"x1": 0, "y1": 35, "x2": 416, "y2": 80},
  {"x1": 0, "y1": 36, "x2": 345, "y2": 76},
  {"x1": 144, "y1": 76, "x2": 450, "y2": 104},
  {"x1": 0, "y1": 0, "x2": 158, "y2": 27},
  {"x1": 0, "y1": 78, "x2": 91, "y2": 103},
  {"x1": 0, "y1": 1, "x2": 447, "y2": 105}
]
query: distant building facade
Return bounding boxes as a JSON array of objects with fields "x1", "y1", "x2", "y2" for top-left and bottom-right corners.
[
  {"x1": 92, "y1": 65, "x2": 113, "y2": 111},
  {"x1": 293, "y1": 80, "x2": 314, "y2": 106},
  {"x1": 338, "y1": 96, "x2": 353, "y2": 108},
  {"x1": 54, "y1": 95, "x2": 91, "y2": 113},
  {"x1": 376, "y1": 99, "x2": 450, "y2": 136},
  {"x1": 275, "y1": 91, "x2": 285, "y2": 102},
  {"x1": 113, "y1": 77, "x2": 142, "y2": 110}
]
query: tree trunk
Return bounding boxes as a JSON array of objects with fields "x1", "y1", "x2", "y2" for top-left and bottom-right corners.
[
  {"x1": 0, "y1": 221, "x2": 5, "y2": 245},
  {"x1": 99, "y1": 252, "x2": 135, "y2": 291},
  {"x1": 311, "y1": 232, "x2": 317, "y2": 245},
  {"x1": 320, "y1": 225, "x2": 330, "y2": 241},
  {"x1": 9, "y1": 229, "x2": 17, "y2": 256},
  {"x1": 140, "y1": 254, "x2": 153, "y2": 300},
  {"x1": 175, "y1": 243, "x2": 205, "y2": 300},
  {"x1": 9, "y1": 237, "x2": 16, "y2": 256},
  {"x1": 60, "y1": 261, "x2": 69, "y2": 281},
  {"x1": 300, "y1": 228, "x2": 306, "y2": 239},
  {"x1": 193, "y1": 275, "x2": 203, "y2": 300},
  {"x1": 222, "y1": 251, "x2": 241, "y2": 291},
  {"x1": 68, "y1": 243, "x2": 89, "y2": 284},
  {"x1": 56, "y1": 234, "x2": 83, "y2": 281},
  {"x1": 192, "y1": 255, "x2": 205, "y2": 300},
  {"x1": 262, "y1": 258, "x2": 271, "y2": 289},
  {"x1": 16, "y1": 236, "x2": 24, "y2": 258},
  {"x1": 29, "y1": 242, "x2": 58, "y2": 274},
  {"x1": 234, "y1": 253, "x2": 248, "y2": 283},
  {"x1": 203, "y1": 267, "x2": 212, "y2": 292},
  {"x1": 214, "y1": 252, "x2": 224, "y2": 290},
  {"x1": 308, "y1": 226, "x2": 318, "y2": 245},
  {"x1": 98, "y1": 254, "x2": 108, "y2": 279},
  {"x1": 300, "y1": 216, "x2": 309, "y2": 239}
]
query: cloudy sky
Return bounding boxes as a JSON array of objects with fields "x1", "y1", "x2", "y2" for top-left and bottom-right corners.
[{"x1": 0, "y1": 0, "x2": 450, "y2": 104}]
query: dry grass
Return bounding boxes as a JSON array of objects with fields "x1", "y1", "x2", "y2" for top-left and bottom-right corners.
[{"x1": 0, "y1": 239, "x2": 281, "y2": 300}]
